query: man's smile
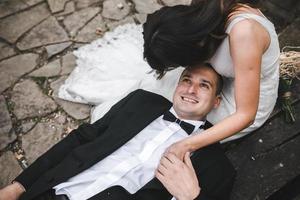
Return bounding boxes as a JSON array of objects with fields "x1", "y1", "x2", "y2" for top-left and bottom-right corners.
[{"x1": 181, "y1": 96, "x2": 199, "y2": 104}]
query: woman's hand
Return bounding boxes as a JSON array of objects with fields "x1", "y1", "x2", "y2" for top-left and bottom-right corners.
[
  {"x1": 164, "y1": 139, "x2": 192, "y2": 161},
  {"x1": 0, "y1": 182, "x2": 25, "y2": 200},
  {"x1": 156, "y1": 152, "x2": 201, "y2": 200}
]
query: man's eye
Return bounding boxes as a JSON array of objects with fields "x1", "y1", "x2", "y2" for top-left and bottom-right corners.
[
  {"x1": 182, "y1": 78, "x2": 191, "y2": 83},
  {"x1": 200, "y1": 83, "x2": 209, "y2": 89}
]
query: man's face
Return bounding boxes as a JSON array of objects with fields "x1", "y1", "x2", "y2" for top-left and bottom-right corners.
[{"x1": 173, "y1": 66, "x2": 221, "y2": 121}]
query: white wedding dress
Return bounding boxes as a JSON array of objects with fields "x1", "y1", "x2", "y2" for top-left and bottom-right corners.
[
  {"x1": 59, "y1": 24, "x2": 184, "y2": 123},
  {"x1": 59, "y1": 13, "x2": 280, "y2": 142}
]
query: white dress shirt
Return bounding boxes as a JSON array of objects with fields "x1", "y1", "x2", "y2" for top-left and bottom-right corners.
[{"x1": 53, "y1": 107, "x2": 205, "y2": 200}]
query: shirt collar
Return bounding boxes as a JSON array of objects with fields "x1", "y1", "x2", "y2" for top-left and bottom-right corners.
[{"x1": 169, "y1": 107, "x2": 206, "y2": 132}]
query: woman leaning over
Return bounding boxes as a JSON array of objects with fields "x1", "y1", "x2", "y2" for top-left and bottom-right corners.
[{"x1": 143, "y1": 0, "x2": 280, "y2": 159}]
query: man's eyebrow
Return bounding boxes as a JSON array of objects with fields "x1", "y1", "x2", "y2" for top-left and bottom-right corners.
[
  {"x1": 181, "y1": 73, "x2": 191, "y2": 78},
  {"x1": 201, "y1": 79, "x2": 213, "y2": 87}
]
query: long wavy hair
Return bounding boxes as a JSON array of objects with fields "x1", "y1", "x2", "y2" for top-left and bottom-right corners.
[{"x1": 143, "y1": 0, "x2": 260, "y2": 78}]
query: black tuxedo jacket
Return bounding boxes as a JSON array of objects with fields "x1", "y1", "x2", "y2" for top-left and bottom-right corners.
[{"x1": 15, "y1": 89, "x2": 236, "y2": 200}]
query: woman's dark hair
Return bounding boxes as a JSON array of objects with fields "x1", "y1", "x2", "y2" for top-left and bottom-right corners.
[{"x1": 143, "y1": 0, "x2": 260, "y2": 78}]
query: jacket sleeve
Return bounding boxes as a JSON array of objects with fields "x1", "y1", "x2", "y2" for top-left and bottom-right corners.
[
  {"x1": 14, "y1": 90, "x2": 140, "y2": 190},
  {"x1": 194, "y1": 156, "x2": 236, "y2": 200}
]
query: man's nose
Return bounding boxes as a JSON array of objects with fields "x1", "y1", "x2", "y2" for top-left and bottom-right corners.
[{"x1": 187, "y1": 84, "x2": 197, "y2": 93}]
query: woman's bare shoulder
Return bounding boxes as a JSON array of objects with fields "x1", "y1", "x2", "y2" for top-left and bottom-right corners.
[{"x1": 229, "y1": 18, "x2": 270, "y2": 52}]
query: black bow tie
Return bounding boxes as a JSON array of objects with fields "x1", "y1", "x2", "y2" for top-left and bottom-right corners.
[{"x1": 163, "y1": 111, "x2": 196, "y2": 135}]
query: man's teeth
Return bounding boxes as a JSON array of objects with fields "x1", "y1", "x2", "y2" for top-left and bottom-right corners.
[{"x1": 182, "y1": 97, "x2": 198, "y2": 103}]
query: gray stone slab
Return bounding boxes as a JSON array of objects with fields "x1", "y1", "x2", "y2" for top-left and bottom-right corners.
[
  {"x1": 132, "y1": 0, "x2": 162, "y2": 14},
  {"x1": 0, "y1": 0, "x2": 28, "y2": 18},
  {"x1": 50, "y1": 76, "x2": 90, "y2": 120},
  {"x1": 17, "y1": 16, "x2": 69, "y2": 50},
  {"x1": 11, "y1": 79, "x2": 57, "y2": 120},
  {"x1": 279, "y1": 17, "x2": 300, "y2": 48},
  {"x1": 0, "y1": 42, "x2": 16, "y2": 61},
  {"x1": 45, "y1": 42, "x2": 72, "y2": 58},
  {"x1": 22, "y1": 112, "x2": 78, "y2": 164},
  {"x1": 106, "y1": 15, "x2": 135, "y2": 30},
  {"x1": 162, "y1": 0, "x2": 191, "y2": 6},
  {"x1": 63, "y1": 7, "x2": 100, "y2": 37},
  {"x1": 134, "y1": 13, "x2": 147, "y2": 24},
  {"x1": 29, "y1": 59, "x2": 61, "y2": 77},
  {"x1": 55, "y1": 1, "x2": 76, "y2": 17},
  {"x1": 22, "y1": 117, "x2": 64, "y2": 164},
  {"x1": 75, "y1": 0, "x2": 101, "y2": 9},
  {"x1": 0, "y1": 53, "x2": 39, "y2": 93},
  {"x1": 0, "y1": 3, "x2": 50, "y2": 43},
  {"x1": 47, "y1": 0, "x2": 68, "y2": 13},
  {"x1": 0, "y1": 95, "x2": 16, "y2": 150},
  {"x1": 102, "y1": 0, "x2": 130, "y2": 20},
  {"x1": 0, "y1": 151, "x2": 22, "y2": 188},
  {"x1": 0, "y1": 95, "x2": 12, "y2": 134},
  {"x1": 20, "y1": 121, "x2": 37, "y2": 134},
  {"x1": 24, "y1": 0, "x2": 44, "y2": 6},
  {"x1": 76, "y1": 14, "x2": 107, "y2": 43},
  {"x1": 61, "y1": 53, "x2": 77, "y2": 75},
  {"x1": 229, "y1": 135, "x2": 300, "y2": 200}
]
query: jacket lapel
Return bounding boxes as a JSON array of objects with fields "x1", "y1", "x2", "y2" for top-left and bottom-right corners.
[{"x1": 141, "y1": 120, "x2": 213, "y2": 191}]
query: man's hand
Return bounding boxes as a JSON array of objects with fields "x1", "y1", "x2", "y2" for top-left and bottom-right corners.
[
  {"x1": 0, "y1": 182, "x2": 25, "y2": 200},
  {"x1": 155, "y1": 152, "x2": 201, "y2": 200}
]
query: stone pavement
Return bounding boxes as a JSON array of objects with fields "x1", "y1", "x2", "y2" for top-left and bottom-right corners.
[
  {"x1": 0, "y1": 0, "x2": 299, "y2": 197},
  {"x1": 0, "y1": 0, "x2": 193, "y2": 188}
]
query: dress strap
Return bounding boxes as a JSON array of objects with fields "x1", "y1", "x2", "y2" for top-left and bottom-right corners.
[{"x1": 226, "y1": 13, "x2": 275, "y2": 34}]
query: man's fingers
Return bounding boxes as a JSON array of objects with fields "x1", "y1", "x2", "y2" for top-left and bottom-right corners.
[
  {"x1": 155, "y1": 169, "x2": 168, "y2": 184},
  {"x1": 157, "y1": 161, "x2": 168, "y2": 175}
]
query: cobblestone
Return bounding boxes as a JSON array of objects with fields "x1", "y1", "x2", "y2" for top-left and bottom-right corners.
[
  {"x1": 106, "y1": 15, "x2": 135, "y2": 30},
  {"x1": 63, "y1": 7, "x2": 100, "y2": 37},
  {"x1": 0, "y1": 3, "x2": 50, "y2": 43},
  {"x1": 22, "y1": 112, "x2": 78, "y2": 164},
  {"x1": 30, "y1": 59, "x2": 61, "y2": 77},
  {"x1": 61, "y1": 53, "x2": 77, "y2": 75},
  {"x1": 22, "y1": 116, "x2": 65, "y2": 164},
  {"x1": 131, "y1": 0, "x2": 162, "y2": 14},
  {"x1": 0, "y1": 42, "x2": 16, "y2": 61},
  {"x1": 102, "y1": 0, "x2": 130, "y2": 20},
  {"x1": 50, "y1": 76, "x2": 90, "y2": 120},
  {"x1": 17, "y1": 16, "x2": 69, "y2": 50},
  {"x1": 161, "y1": 0, "x2": 191, "y2": 6},
  {"x1": 47, "y1": 0, "x2": 68, "y2": 13},
  {"x1": 134, "y1": 13, "x2": 147, "y2": 24},
  {"x1": 11, "y1": 79, "x2": 57, "y2": 120},
  {"x1": 75, "y1": 0, "x2": 101, "y2": 9},
  {"x1": 76, "y1": 14, "x2": 107, "y2": 43},
  {"x1": 0, "y1": 0, "x2": 28, "y2": 18},
  {"x1": 24, "y1": 0, "x2": 44, "y2": 6},
  {"x1": 20, "y1": 121, "x2": 37, "y2": 135},
  {"x1": 0, "y1": 53, "x2": 39, "y2": 93},
  {"x1": 55, "y1": 1, "x2": 76, "y2": 17},
  {"x1": 45, "y1": 42, "x2": 72, "y2": 58},
  {"x1": 0, "y1": 151, "x2": 22, "y2": 187},
  {"x1": 0, "y1": 95, "x2": 16, "y2": 150}
]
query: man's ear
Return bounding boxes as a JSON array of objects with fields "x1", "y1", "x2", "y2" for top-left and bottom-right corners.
[{"x1": 213, "y1": 95, "x2": 221, "y2": 109}]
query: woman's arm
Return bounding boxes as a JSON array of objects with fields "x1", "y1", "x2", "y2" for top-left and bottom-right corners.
[{"x1": 169, "y1": 19, "x2": 270, "y2": 156}]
